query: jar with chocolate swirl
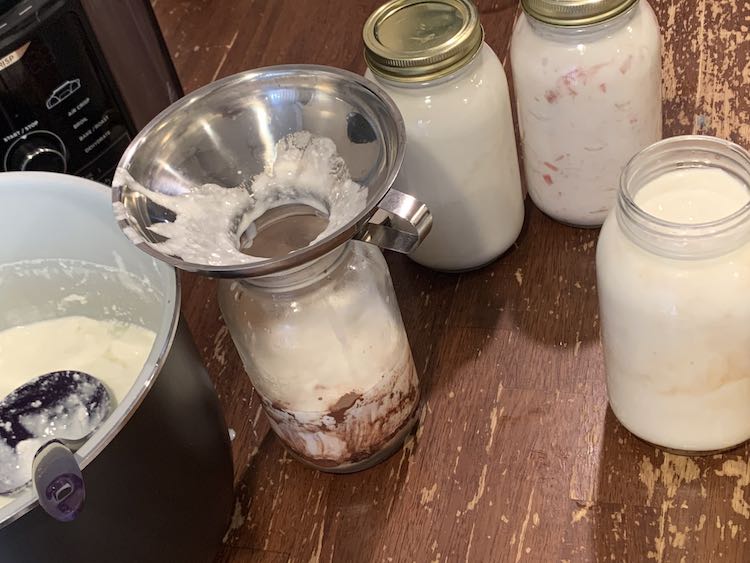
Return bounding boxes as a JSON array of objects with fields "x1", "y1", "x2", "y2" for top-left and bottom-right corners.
[{"x1": 218, "y1": 240, "x2": 419, "y2": 472}]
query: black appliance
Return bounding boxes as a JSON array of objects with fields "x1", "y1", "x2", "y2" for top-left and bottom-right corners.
[{"x1": 0, "y1": 0, "x2": 182, "y2": 183}]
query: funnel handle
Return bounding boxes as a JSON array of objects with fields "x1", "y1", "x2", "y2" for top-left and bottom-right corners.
[{"x1": 357, "y1": 189, "x2": 432, "y2": 254}]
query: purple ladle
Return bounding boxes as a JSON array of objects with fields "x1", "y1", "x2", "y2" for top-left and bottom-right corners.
[{"x1": 0, "y1": 370, "x2": 112, "y2": 521}]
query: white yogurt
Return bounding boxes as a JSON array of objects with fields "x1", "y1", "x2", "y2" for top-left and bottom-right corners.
[
  {"x1": 512, "y1": 1, "x2": 662, "y2": 226},
  {"x1": 0, "y1": 316, "x2": 155, "y2": 507},
  {"x1": 636, "y1": 168, "x2": 750, "y2": 223},
  {"x1": 597, "y1": 164, "x2": 750, "y2": 451},
  {"x1": 235, "y1": 281, "x2": 411, "y2": 412},
  {"x1": 114, "y1": 131, "x2": 367, "y2": 267},
  {"x1": 366, "y1": 44, "x2": 525, "y2": 271},
  {"x1": 0, "y1": 316, "x2": 155, "y2": 404}
]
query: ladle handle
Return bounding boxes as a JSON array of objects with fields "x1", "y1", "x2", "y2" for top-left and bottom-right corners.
[
  {"x1": 357, "y1": 189, "x2": 432, "y2": 254},
  {"x1": 32, "y1": 441, "x2": 85, "y2": 522}
]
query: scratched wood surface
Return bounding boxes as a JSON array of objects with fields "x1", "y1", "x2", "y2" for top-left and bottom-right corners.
[{"x1": 151, "y1": 1, "x2": 750, "y2": 561}]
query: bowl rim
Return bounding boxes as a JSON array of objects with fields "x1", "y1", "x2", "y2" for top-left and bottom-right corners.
[{"x1": 112, "y1": 64, "x2": 406, "y2": 278}]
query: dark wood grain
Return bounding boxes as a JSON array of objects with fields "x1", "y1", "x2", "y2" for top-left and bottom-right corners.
[{"x1": 150, "y1": 0, "x2": 750, "y2": 561}]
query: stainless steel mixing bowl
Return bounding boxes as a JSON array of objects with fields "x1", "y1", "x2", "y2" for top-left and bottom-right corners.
[{"x1": 112, "y1": 64, "x2": 431, "y2": 278}]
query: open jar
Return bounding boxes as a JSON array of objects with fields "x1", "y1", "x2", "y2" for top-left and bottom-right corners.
[
  {"x1": 219, "y1": 241, "x2": 418, "y2": 471},
  {"x1": 597, "y1": 136, "x2": 750, "y2": 453}
]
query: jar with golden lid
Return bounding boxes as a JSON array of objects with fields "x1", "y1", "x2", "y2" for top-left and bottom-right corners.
[
  {"x1": 511, "y1": 0, "x2": 662, "y2": 227},
  {"x1": 364, "y1": 0, "x2": 525, "y2": 272}
]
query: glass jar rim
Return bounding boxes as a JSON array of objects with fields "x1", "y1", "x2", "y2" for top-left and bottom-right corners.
[
  {"x1": 617, "y1": 135, "x2": 750, "y2": 258},
  {"x1": 234, "y1": 243, "x2": 350, "y2": 291}
]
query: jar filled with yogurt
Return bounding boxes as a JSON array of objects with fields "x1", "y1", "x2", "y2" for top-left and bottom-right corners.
[
  {"x1": 511, "y1": 0, "x2": 662, "y2": 227},
  {"x1": 218, "y1": 241, "x2": 419, "y2": 472},
  {"x1": 363, "y1": 0, "x2": 524, "y2": 271},
  {"x1": 597, "y1": 136, "x2": 750, "y2": 453}
]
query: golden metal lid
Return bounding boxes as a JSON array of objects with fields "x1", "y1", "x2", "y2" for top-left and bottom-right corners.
[
  {"x1": 520, "y1": 0, "x2": 638, "y2": 26},
  {"x1": 363, "y1": 0, "x2": 483, "y2": 83}
]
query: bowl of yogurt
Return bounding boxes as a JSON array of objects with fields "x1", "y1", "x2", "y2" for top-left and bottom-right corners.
[{"x1": 0, "y1": 172, "x2": 233, "y2": 563}]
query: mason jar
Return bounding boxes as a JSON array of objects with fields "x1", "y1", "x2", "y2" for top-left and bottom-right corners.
[
  {"x1": 597, "y1": 136, "x2": 750, "y2": 452},
  {"x1": 363, "y1": 0, "x2": 524, "y2": 272},
  {"x1": 511, "y1": 0, "x2": 662, "y2": 227},
  {"x1": 218, "y1": 240, "x2": 419, "y2": 472}
]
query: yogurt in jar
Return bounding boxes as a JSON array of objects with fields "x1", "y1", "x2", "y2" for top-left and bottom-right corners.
[
  {"x1": 219, "y1": 242, "x2": 420, "y2": 471},
  {"x1": 364, "y1": 0, "x2": 524, "y2": 271},
  {"x1": 597, "y1": 136, "x2": 750, "y2": 452},
  {"x1": 512, "y1": 0, "x2": 662, "y2": 226}
]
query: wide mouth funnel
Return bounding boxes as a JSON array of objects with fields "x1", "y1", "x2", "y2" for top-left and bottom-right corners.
[{"x1": 112, "y1": 65, "x2": 430, "y2": 278}]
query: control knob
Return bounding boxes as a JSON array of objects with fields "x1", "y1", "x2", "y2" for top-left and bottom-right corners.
[{"x1": 4, "y1": 131, "x2": 67, "y2": 173}]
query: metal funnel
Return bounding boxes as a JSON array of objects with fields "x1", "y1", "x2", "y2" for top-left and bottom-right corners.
[{"x1": 112, "y1": 64, "x2": 431, "y2": 278}]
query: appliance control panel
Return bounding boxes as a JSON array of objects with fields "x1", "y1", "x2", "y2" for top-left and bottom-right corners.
[
  {"x1": 0, "y1": 0, "x2": 132, "y2": 183},
  {"x1": 4, "y1": 129, "x2": 67, "y2": 172}
]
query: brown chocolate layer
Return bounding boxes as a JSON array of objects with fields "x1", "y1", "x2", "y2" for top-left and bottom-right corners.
[
  {"x1": 281, "y1": 391, "x2": 419, "y2": 468},
  {"x1": 261, "y1": 353, "x2": 420, "y2": 468}
]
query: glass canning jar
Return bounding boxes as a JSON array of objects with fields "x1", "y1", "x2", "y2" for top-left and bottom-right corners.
[
  {"x1": 218, "y1": 240, "x2": 419, "y2": 472},
  {"x1": 512, "y1": 0, "x2": 662, "y2": 227},
  {"x1": 597, "y1": 136, "x2": 750, "y2": 453},
  {"x1": 363, "y1": 0, "x2": 524, "y2": 271}
]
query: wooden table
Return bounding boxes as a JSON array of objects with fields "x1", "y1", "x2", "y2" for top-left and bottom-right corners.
[{"x1": 152, "y1": 1, "x2": 750, "y2": 561}]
